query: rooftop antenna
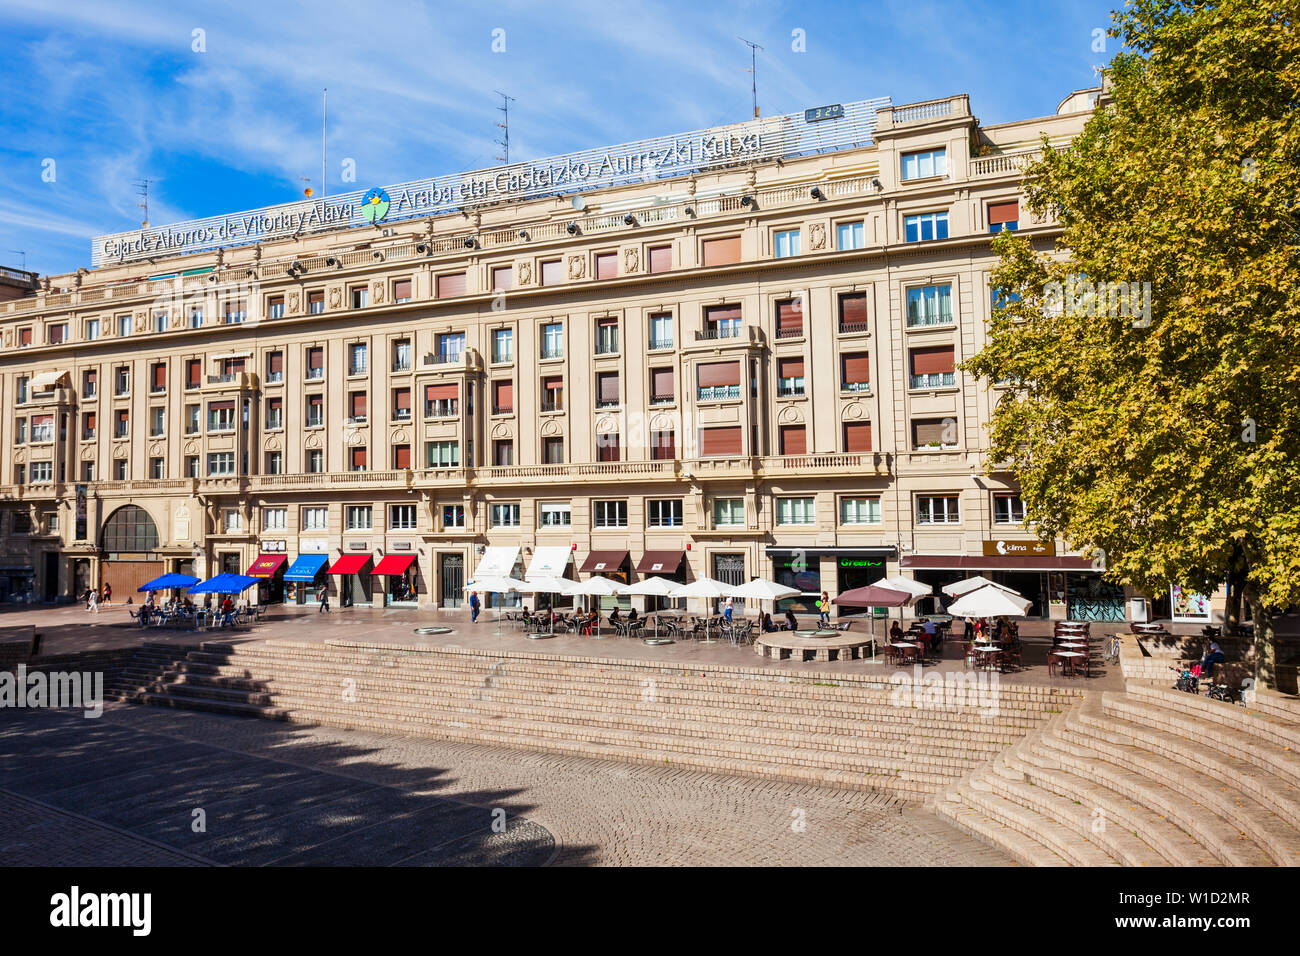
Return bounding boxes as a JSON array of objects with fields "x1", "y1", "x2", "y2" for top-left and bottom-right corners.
[
  {"x1": 738, "y1": 36, "x2": 763, "y2": 118},
  {"x1": 133, "y1": 179, "x2": 151, "y2": 228},
  {"x1": 7, "y1": 250, "x2": 25, "y2": 271},
  {"x1": 494, "y1": 90, "x2": 516, "y2": 164}
]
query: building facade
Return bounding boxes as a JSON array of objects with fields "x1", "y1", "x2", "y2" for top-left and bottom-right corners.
[{"x1": 1, "y1": 88, "x2": 1143, "y2": 620}]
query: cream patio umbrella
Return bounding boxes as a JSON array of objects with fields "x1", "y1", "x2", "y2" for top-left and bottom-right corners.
[
  {"x1": 624, "y1": 575, "x2": 682, "y2": 640},
  {"x1": 946, "y1": 583, "x2": 1033, "y2": 619},
  {"x1": 568, "y1": 576, "x2": 630, "y2": 638},
  {"x1": 729, "y1": 577, "x2": 801, "y2": 635},
  {"x1": 668, "y1": 577, "x2": 739, "y2": 642}
]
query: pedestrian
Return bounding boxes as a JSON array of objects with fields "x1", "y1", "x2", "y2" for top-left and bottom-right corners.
[
  {"x1": 87, "y1": 587, "x2": 98, "y2": 614},
  {"x1": 784, "y1": 608, "x2": 798, "y2": 631},
  {"x1": 723, "y1": 595, "x2": 734, "y2": 624},
  {"x1": 102, "y1": 582, "x2": 112, "y2": 607},
  {"x1": 317, "y1": 584, "x2": 330, "y2": 614},
  {"x1": 817, "y1": 591, "x2": 830, "y2": 627},
  {"x1": 469, "y1": 590, "x2": 481, "y2": 623}
]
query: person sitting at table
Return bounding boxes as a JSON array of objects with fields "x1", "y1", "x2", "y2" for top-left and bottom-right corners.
[
  {"x1": 628, "y1": 607, "x2": 639, "y2": 624},
  {"x1": 889, "y1": 620, "x2": 905, "y2": 643},
  {"x1": 963, "y1": 617, "x2": 975, "y2": 641},
  {"x1": 218, "y1": 596, "x2": 235, "y2": 628},
  {"x1": 609, "y1": 607, "x2": 622, "y2": 626},
  {"x1": 784, "y1": 608, "x2": 799, "y2": 631}
]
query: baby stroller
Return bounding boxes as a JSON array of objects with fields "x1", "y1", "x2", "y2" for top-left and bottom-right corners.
[{"x1": 1171, "y1": 662, "x2": 1200, "y2": 694}]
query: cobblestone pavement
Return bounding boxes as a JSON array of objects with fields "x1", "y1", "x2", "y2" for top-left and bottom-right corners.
[{"x1": 2, "y1": 703, "x2": 1012, "y2": 866}]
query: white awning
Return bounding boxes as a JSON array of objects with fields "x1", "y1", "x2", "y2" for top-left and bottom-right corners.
[
  {"x1": 30, "y1": 370, "x2": 69, "y2": 391},
  {"x1": 474, "y1": 546, "x2": 520, "y2": 579},
  {"x1": 527, "y1": 546, "x2": 571, "y2": 579}
]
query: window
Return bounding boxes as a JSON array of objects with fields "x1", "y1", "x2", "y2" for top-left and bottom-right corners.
[
  {"x1": 223, "y1": 509, "x2": 242, "y2": 532},
  {"x1": 994, "y1": 493, "x2": 1026, "y2": 525},
  {"x1": 394, "y1": 444, "x2": 413, "y2": 469},
  {"x1": 266, "y1": 351, "x2": 284, "y2": 383},
  {"x1": 843, "y1": 422, "x2": 873, "y2": 452},
  {"x1": 44, "y1": 322, "x2": 66, "y2": 344},
  {"x1": 392, "y1": 279, "x2": 412, "y2": 303},
  {"x1": 901, "y1": 148, "x2": 947, "y2": 181},
  {"x1": 649, "y1": 367, "x2": 674, "y2": 405},
  {"x1": 208, "y1": 401, "x2": 236, "y2": 432},
  {"x1": 701, "y1": 236, "x2": 741, "y2": 267},
  {"x1": 150, "y1": 362, "x2": 166, "y2": 393},
  {"x1": 347, "y1": 390, "x2": 367, "y2": 423},
  {"x1": 31, "y1": 414, "x2": 54, "y2": 442},
  {"x1": 390, "y1": 505, "x2": 417, "y2": 530},
  {"x1": 114, "y1": 366, "x2": 130, "y2": 395},
  {"x1": 541, "y1": 323, "x2": 564, "y2": 359},
  {"x1": 905, "y1": 211, "x2": 949, "y2": 243},
  {"x1": 392, "y1": 387, "x2": 411, "y2": 421},
  {"x1": 348, "y1": 343, "x2": 368, "y2": 375},
  {"x1": 777, "y1": 358, "x2": 805, "y2": 397},
  {"x1": 263, "y1": 508, "x2": 287, "y2": 531},
  {"x1": 268, "y1": 295, "x2": 285, "y2": 319},
  {"x1": 779, "y1": 425, "x2": 806, "y2": 455},
  {"x1": 774, "y1": 229, "x2": 801, "y2": 258},
  {"x1": 436, "y1": 272, "x2": 466, "y2": 297},
  {"x1": 207, "y1": 453, "x2": 235, "y2": 476},
  {"x1": 909, "y1": 346, "x2": 956, "y2": 389},
  {"x1": 841, "y1": 352, "x2": 871, "y2": 392},
  {"x1": 777, "y1": 497, "x2": 816, "y2": 525},
  {"x1": 13, "y1": 464, "x2": 25, "y2": 485},
  {"x1": 541, "y1": 376, "x2": 563, "y2": 412},
  {"x1": 224, "y1": 300, "x2": 246, "y2": 324},
  {"x1": 912, "y1": 417, "x2": 958, "y2": 449},
  {"x1": 424, "y1": 383, "x2": 458, "y2": 418},
  {"x1": 85, "y1": 318, "x2": 99, "y2": 340},
  {"x1": 988, "y1": 200, "x2": 1019, "y2": 233},
  {"x1": 713, "y1": 498, "x2": 745, "y2": 527},
  {"x1": 346, "y1": 506, "x2": 372, "y2": 530},
  {"x1": 349, "y1": 447, "x2": 367, "y2": 472},
  {"x1": 113, "y1": 460, "x2": 127, "y2": 480},
  {"x1": 593, "y1": 500, "x2": 627, "y2": 528},
  {"x1": 697, "y1": 361, "x2": 741, "y2": 401},
  {"x1": 266, "y1": 398, "x2": 283, "y2": 430},
  {"x1": 906, "y1": 284, "x2": 954, "y2": 327},
  {"x1": 18, "y1": 327, "x2": 31, "y2": 347},
  {"x1": 595, "y1": 317, "x2": 619, "y2": 355},
  {"x1": 184, "y1": 404, "x2": 200, "y2": 434},
  {"x1": 651, "y1": 429, "x2": 675, "y2": 460},
  {"x1": 30, "y1": 461, "x2": 53, "y2": 483},
  {"x1": 425, "y1": 441, "x2": 460, "y2": 467},
  {"x1": 16, "y1": 376, "x2": 28, "y2": 404},
  {"x1": 82, "y1": 369, "x2": 97, "y2": 398},
  {"x1": 703, "y1": 304, "x2": 741, "y2": 339},
  {"x1": 186, "y1": 306, "x2": 202, "y2": 329},
  {"x1": 152, "y1": 310, "x2": 167, "y2": 332},
  {"x1": 492, "y1": 328, "x2": 513, "y2": 363},
  {"x1": 392, "y1": 339, "x2": 411, "y2": 371},
  {"x1": 150, "y1": 407, "x2": 165, "y2": 436},
  {"x1": 775, "y1": 298, "x2": 803, "y2": 339},
  {"x1": 492, "y1": 439, "x2": 514, "y2": 465},
  {"x1": 306, "y1": 449, "x2": 323, "y2": 473},
  {"x1": 308, "y1": 290, "x2": 325, "y2": 314},
  {"x1": 101, "y1": 505, "x2": 158, "y2": 550},
  {"x1": 596, "y1": 372, "x2": 620, "y2": 408},
  {"x1": 306, "y1": 347, "x2": 324, "y2": 380},
  {"x1": 540, "y1": 259, "x2": 562, "y2": 286},
  {"x1": 916, "y1": 494, "x2": 960, "y2": 524},
  {"x1": 648, "y1": 312, "x2": 673, "y2": 350},
  {"x1": 81, "y1": 412, "x2": 96, "y2": 440},
  {"x1": 185, "y1": 455, "x2": 199, "y2": 478},
  {"x1": 117, "y1": 313, "x2": 133, "y2": 336},
  {"x1": 436, "y1": 332, "x2": 464, "y2": 362},
  {"x1": 442, "y1": 505, "x2": 466, "y2": 529},
  {"x1": 492, "y1": 380, "x2": 514, "y2": 414},
  {"x1": 647, "y1": 499, "x2": 683, "y2": 528},
  {"x1": 81, "y1": 461, "x2": 95, "y2": 481},
  {"x1": 265, "y1": 451, "x2": 283, "y2": 474},
  {"x1": 837, "y1": 221, "x2": 866, "y2": 251},
  {"x1": 840, "y1": 496, "x2": 881, "y2": 525},
  {"x1": 595, "y1": 252, "x2": 617, "y2": 280},
  {"x1": 596, "y1": 433, "x2": 620, "y2": 462},
  {"x1": 539, "y1": 502, "x2": 570, "y2": 527},
  {"x1": 15, "y1": 418, "x2": 26, "y2": 443},
  {"x1": 114, "y1": 410, "x2": 129, "y2": 438},
  {"x1": 698, "y1": 426, "x2": 743, "y2": 457},
  {"x1": 302, "y1": 507, "x2": 328, "y2": 531},
  {"x1": 648, "y1": 245, "x2": 673, "y2": 274},
  {"x1": 491, "y1": 503, "x2": 520, "y2": 527},
  {"x1": 542, "y1": 437, "x2": 564, "y2": 464},
  {"x1": 491, "y1": 266, "x2": 513, "y2": 292}
]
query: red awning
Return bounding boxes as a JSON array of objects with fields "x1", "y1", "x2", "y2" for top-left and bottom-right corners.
[
  {"x1": 329, "y1": 554, "x2": 373, "y2": 575},
  {"x1": 246, "y1": 554, "x2": 287, "y2": 578},
  {"x1": 371, "y1": 554, "x2": 416, "y2": 576},
  {"x1": 579, "y1": 550, "x2": 629, "y2": 574},
  {"x1": 635, "y1": 550, "x2": 685, "y2": 574}
]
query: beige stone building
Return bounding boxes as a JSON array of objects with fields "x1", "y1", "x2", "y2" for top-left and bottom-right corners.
[{"x1": 0, "y1": 87, "x2": 1150, "y2": 621}]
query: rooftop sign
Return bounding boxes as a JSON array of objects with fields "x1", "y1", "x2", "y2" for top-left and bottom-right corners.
[{"x1": 92, "y1": 96, "x2": 890, "y2": 267}]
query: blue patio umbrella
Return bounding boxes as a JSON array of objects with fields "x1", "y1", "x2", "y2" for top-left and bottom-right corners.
[
  {"x1": 189, "y1": 573, "x2": 261, "y2": 594},
  {"x1": 137, "y1": 572, "x2": 200, "y2": 592}
]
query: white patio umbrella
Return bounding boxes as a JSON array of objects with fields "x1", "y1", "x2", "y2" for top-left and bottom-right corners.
[
  {"x1": 624, "y1": 576, "x2": 681, "y2": 638},
  {"x1": 464, "y1": 576, "x2": 525, "y2": 593},
  {"x1": 568, "y1": 576, "x2": 629, "y2": 596},
  {"x1": 729, "y1": 577, "x2": 801, "y2": 639},
  {"x1": 669, "y1": 577, "x2": 739, "y2": 643},
  {"x1": 872, "y1": 576, "x2": 933, "y2": 603},
  {"x1": 942, "y1": 575, "x2": 998, "y2": 597},
  {"x1": 947, "y1": 583, "x2": 1033, "y2": 619}
]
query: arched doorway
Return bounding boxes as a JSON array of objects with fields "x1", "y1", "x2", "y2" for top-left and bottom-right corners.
[{"x1": 100, "y1": 505, "x2": 163, "y2": 601}]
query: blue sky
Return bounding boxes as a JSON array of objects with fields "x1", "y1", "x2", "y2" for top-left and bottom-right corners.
[{"x1": 0, "y1": 0, "x2": 1120, "y2": 277}]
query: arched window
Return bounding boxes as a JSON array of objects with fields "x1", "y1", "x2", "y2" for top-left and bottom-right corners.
[{"x1": 101, "y1": 505, "x2": 159, "y2": 552}]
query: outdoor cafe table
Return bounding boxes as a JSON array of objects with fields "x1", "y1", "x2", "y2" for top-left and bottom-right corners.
[{"x1": 1053, "y1": 649, "x2": 1088, "y2": 677}]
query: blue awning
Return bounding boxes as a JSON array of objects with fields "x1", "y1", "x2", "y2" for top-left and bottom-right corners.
[
  {"x1": 138, "y1": 572, "x2": 200, "y2": 592},
  {"x1": 283, "y1": 554, "x2": 329, "y2": 582}
]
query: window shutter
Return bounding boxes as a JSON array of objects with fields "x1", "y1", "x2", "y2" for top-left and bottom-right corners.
[
  {"x1": 598, "y1": 372, "x2": 620, "y2": 404},
  {"x1": 776, "y1": 299, "x2": 803, "y2": 335},
  {"x1": 395, "y1": 389, "x2": 411, "y2": 411},
  {"x1": 702, "y1": 236, "x2": 742, "y2": 266},
  {"x1": 393, "y1": 279, "x2": 412, "y2": 300},
  {"x1": 350, "y1": 392, "x2": 367, "y2": 418},
  {"x1": 542, "y1": 375, "x2": 563, "y2": 391},
  {"x1": 841, "y1": 353, "x2": 871, "y2": 384},
  {"x1": 839, "y1": 293, "x2": 868, "y2": 329},
  {"x1": 697, "y1": 361, "x2": 741, "y2": 388},
  {"x1": 308, "y1": 347, "x2": 323, "y2": 372},
  {"x1": 703, "y1": 304, "x2": 742, "y2": 326},
  {"x1": 651, "y1": 368, "x2": 674, "y2": 401},
  {"x1": 912, "y1": 419, "x2": 948, "y2": 446},
  {"x1": 843, "y1": 422, "x2": 872, "y2": 452},
  {"x1": 153, "y1": 364, "x2": 166, "y2": 389},
  {"x1": 699, "y1": 426, "x2": 743, "y2": 456},
  {"x1": 352, "y1": 447, "x2": 367, "y2": 468},
  {"x1": 208, "y1": 400, "x2": 235, "y2": 411},
  {"x1": 425, "y1": 384, "x2": 457, "y2": 402},
  {"x1": 394, "y1": 445, "x2": 411, "y2": 469},
  {"x1": 86, "y1": 413, "x2": 96, "y2": 431},
  {"x1": 910, "y1": 346, "x2": 955, "y2": 375},
  {"x1": 186, "y1": 360, "x2": 200, "y2": 387},
  {"x1": 540, "y1": 260, "x2": 562, "y2": 285},
  {"x1": 780, "y1": 425, "x2": 807, "y2": 455},
  {"x1": 436, "y1": 273, "x2": 466, "y2": 297},
  {"x1": 493, "y1": 380, "x2": 513, "y2": 410},
  {"x1": 268, "y1": 351, "x2": 283, "y2": 374},
  {"x1": 648, "y1": 246, "x2": 672, "y2": 273},
  {"x1": 778, "y1": 357, "x2": 804, "y2": 379},
  {"x1": 596, "y1": 253, "x2": 618, "y2": 279},
  {"x1": 988, "y1": 201, "x2": 1019, "y2": 225}
]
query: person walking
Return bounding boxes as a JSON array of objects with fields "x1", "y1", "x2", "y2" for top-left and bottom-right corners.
[
  {"x1": 317, "y1": 583, "x2": 330, "y2": 614},
  {"x1": 102, "y1": 582, "x2": 112, "y2": 607},
  {"x1": 817, "y1": 591, "x2": 831, "y2": 628},
  {"x1": 723, "y1": 595, "x2": 734, "y2": 624},
  {"x1": 469, "y1": 590, "x2": 481, "y2": 623},
  {"x1": 87, "y1": 587, "x2": 98, "y2": 614}
]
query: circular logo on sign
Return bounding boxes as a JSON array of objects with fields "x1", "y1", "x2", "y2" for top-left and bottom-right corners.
[{"x1": 361, "y1": 187, "x2": 390, "y2": 223}]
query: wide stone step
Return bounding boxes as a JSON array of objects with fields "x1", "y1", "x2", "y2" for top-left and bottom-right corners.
[
  {"x1": 938, "y1": 779, "x2": 1112, "y2": 865},
  {"x1": 932, "y1": 797, "x2": 1069, "y2": 866},
  {"x1": 1123, "y1": 683, "x2": 1300, "y2": 754}
]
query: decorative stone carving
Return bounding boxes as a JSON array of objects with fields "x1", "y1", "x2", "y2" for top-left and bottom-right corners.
[
  {"x1": 392, "y1": 428, "x2": 408, "y2": 445},
  {"x1": 327, "y1": 286, "x2": 343, "y2": 310},
  {"x1": 490, "y1": 422, "x2": 514, "y2": 440},
  {"x1": 623, "y1": 248, "x2": 639, "y2": 273},
  {"x1": 567, "y1": 255, "x2": 586, "y2": 280},
  {"x1": 777, "y1": 405, "x2": 804, "y2": 424},
  {"x1": 371, "y1": 280, "x2": 385, "y2": 305},
  {"x1": 149, "y1": 442, "x2": 164, "y2": 457},
  {"x1": 595, "y1": 414, "x2": 617, "y2": 433},
  {"x1": 3, "y1": 330, "x2": 10, "y2": 347},
  {"x1": 809, "y1": 222, "x2": 827, "y2": 251},
  {"x1": 517, "y1": 261, "x2": 532, "y2": 285},
  {"x1": 843, "y1": 402, "x2": 866, "y2": 420},
  {"x1": 183, "y1": 440, "x2": 199, "y2": 456},
  {"x1": 288, "y1": 291, "x2": 302, "y2": 314},
  {"x1": 174, "y1": 504, "x2": 191, "y2": 541},
  {"x1": 540, "y1": 418, "x2": 562, "y2": 437},
  {"x1": 263, "y1": 436, "x2": 282, "y2": 451},
  {"x1": 305, "y1": 433, "x2": 322, "y2": 449}
]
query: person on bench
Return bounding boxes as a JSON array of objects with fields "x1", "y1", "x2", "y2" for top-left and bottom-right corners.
[{"x1": 1198, "y1": 641, "x2": 1225, "y2": 678}]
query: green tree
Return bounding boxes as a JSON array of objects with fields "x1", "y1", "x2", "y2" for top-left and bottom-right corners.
[{"x1": 966, "y1": 0, "x2": 1299, "y2": 690}]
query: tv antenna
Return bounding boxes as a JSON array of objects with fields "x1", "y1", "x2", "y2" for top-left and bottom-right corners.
[
  {"x1": 494, "y1": 90, "x2": 516, "y2": 164},
  {"x1": 133, "y1": 179, "x2": 151, "y2": 228},
  {"x1": 738, "y1": 37, "x2": 763, "y2": 118},
  {"x1": 7, "y1": 250, "x2": 26, "y2": 271}
]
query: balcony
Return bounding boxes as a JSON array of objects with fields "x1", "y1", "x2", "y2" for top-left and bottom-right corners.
[
  {"x1": 417, "y1": 348, "x2": 482, "y2": 373},
  {"x1": 758, "y1": 452, "x2": 891, "y2": 478},
  {"x1": 202, "y1": 372, "x2": 258, "y2": 392},
  {"x1": 245, "y1": 470, "x2": 415, "y2": 493},
  {"x1": 910, "y1": 372, "x2": 956, "y2": 389},
  {"x1": 697, "y1": 385, "x2": 741, "y2": 402},
  {"x1": 424, "y1": 400, "x2": 458, "y2": 419},
  {"x1": 696, "y1": 325, "x2": 741, "y2": 342},
  {"x1": 774, "y1": 326, "x2": 803, "y2": 340},
  {"x1": 838, "y1": 319, "x2": 870, "y2": 334}
]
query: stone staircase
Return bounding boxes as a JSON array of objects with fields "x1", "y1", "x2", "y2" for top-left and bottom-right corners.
[
  {"x1": 932, "y1": 681, "x2": 1300, "y2": 866},
  {"x1": 106, "y1": 639, "x2": 1079, "y2": 798}
]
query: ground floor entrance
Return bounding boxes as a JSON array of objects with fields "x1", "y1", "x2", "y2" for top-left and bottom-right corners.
[{"x1": 439, "y1": 553, "x2": 464, "y2": 608}]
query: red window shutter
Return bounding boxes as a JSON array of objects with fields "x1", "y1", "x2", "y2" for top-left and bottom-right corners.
[
  {"x1": 702, "y1": 236, "x2": 742, "y2": 266},
  {"x1": 395, "y1": 388, "x2": 411, "y2": 411},
  {"x1": 842, "y1": 353, "x2": 871, "y2": 385},
  {"x1": 839, "y1": 293, "x2": 868, "y2": 329},
  {"x1": 186, "y1": 360, "x2": 200, "y2": 387},
  {"x1": 703, "y1": 303, "x2": 742, "y2": 326},
  {"x1": 648, "y1": 246, "x2": 672, "y2": 273},
  {"x1": 19, "y1": 328, "x2": 31, "y2": 346},
  {"x1": 778, "y1": 357, "x2": 805, "y2": 380},
  {"x1": 697, "y1": 361, "x2": 741, "y2": 388},
  {"x1": 652, "y1": 430, "x2": 675, "y2": 459},
  {"x1": 153, "y1": 364, "x2": 166, "y2": 389},
  {"x1": 492, "y1": 266, "x2": 513, "y2": 291},
  {"x1": 988, "y1": 201, "x2": 1019, "y2": 225},
  {"x1": 598, "y1": 372, "x2": 620, "y2": 405},
  {"x1": 86, "y1": 413, "x2": 96, "y2": 430},
  {"x1": 350, "y1": 392, "x2": 367, "y2": 418},
  {"x1": 308, "y1": 348, "x2": 323, "y2": 371},
  {"x1": 597, "y1": 435, "x2": 620, "y2": 462},
  {"x1": 86, "y1": 370, "x2": 97, "y2": 387},
  {"x1": 540, "y1": 260, "x2": 562, "y2": 286},
  {"x1": 393, "y1": 279, "x2": 412, "y2": 300},
  {"x1": 699, "y1": 426, "x2": 742, "y2": 456},
  {"x1": 780, "y1": 425, "x2": 807, "y2": 455},
  {"x1": 910, "y1": 346, "x2": 955, "y2": 376},
  {"x1": 843, "y1": 422, "x2": 872, "y2": 452},
  {"x1": 776, "y1": 299, "x2": 803, "y2": 335},
  {"x1": 436, "y1": 273, "x2": 466, "y2": 297},
  {"x1": 493, "y1": 380, "x2": 513, "y2": 410},
  {"x1": 352, "y1": 447, "x2": 367, "y2": 468},
  {"x1": 424, "y1": 384, "x2": 458, "y2": 402},
  {"x1": 394, "y1": 445, "x2": 411, "y2": 469},
  {"x1": 651, "y1": 368, "x2": 674, "y2": 401},
  {"x1": 542, "y1": 375, "x2": 563, "y2": 391},
  {"x1": 268, "y1": 351, "x2": 283, "y2": 374},
  {"x1": 596, "y1": 253, "x2": 618, "y2": 280}
]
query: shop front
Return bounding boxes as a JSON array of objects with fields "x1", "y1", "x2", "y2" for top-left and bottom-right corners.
[
  {"x1": 282, "y1": 554, "x2": 329, "y2": 605},
  {"x1": 246, "y1": 553, "x2": 287, "y2": 604},
  {"x1": 767, "y1": 547, "x2": 895, "y2": 615},
  {"x1": 901, "y1": 554, "x2": 1105, "y2": 620},
  {"x1": 634, "y1": 550, "x2": 687, "y2": 611},
  {"x1": 472, "y1": 546, "x2": 522, "y2": 608},
  {"x1": 581, "y1": 549, "x2": 631, "y2": 610},
  {"x1": 0, "y1": 562, "x2": 34, "y2": 603},
  {"x1": 328, "y1": 553, "x2": 373, "y2": 607},
  {"x1": 373, "y1": 553, "x2": 419, "y2": 606}
]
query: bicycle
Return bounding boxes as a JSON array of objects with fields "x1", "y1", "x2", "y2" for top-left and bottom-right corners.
[
  {"x1": 1170, "y1": 663, "x2": 1199, "y2": 695},
  {"x1": 1105, "y1": 634, "x2": 1121, "y2": 665}
]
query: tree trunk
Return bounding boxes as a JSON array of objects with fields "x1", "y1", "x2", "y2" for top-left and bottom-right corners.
[{"x1": 1245, "y1": 583, "x2": 1276, "y2": 693}]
